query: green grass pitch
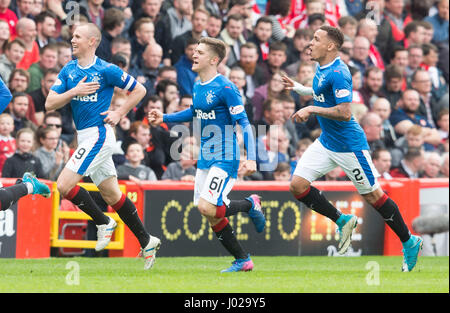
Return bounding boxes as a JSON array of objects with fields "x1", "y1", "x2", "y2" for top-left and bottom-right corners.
[{"x1": 0, "y1": 256, "x2": 448, "y2": 293}]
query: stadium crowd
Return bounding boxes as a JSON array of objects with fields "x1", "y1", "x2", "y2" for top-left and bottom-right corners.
[{"x1": 0, "y1": 0, "x2": 448, "y2": 183}]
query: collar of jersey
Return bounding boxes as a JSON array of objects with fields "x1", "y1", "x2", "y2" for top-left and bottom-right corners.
[
  {"x1": 199, "y1": 73, "x2": 220, "y2": 85},
  {"x1": 319, "y1": 56, "x2": 340, "y2": 70},
  {"x1": 77, "y1": 56, "x2": 98, "y2": 69}
]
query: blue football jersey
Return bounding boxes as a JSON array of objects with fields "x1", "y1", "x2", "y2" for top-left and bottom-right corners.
[
  {"x1": 50, "y1": 56, "x2": 137, "y2": 130},
  {"x1": 312, "y1": 57, "x2": 369, "y2": 152},
  {"x1": 192, "y1": 74, "x2": 249, "y2": 178}
]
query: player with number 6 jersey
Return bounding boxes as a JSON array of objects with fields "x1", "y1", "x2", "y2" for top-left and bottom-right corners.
[{"x1": 149, "y1": 37, "x2": 266, "y2": 273}]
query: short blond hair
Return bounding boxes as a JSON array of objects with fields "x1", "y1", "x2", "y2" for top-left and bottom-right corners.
[{"x1": 198, "y1": 37, "x2": 227, "y2": 65}]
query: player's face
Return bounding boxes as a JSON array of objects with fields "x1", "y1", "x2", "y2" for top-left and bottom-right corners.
[
  {"x1": 192, "y1": 43, "x2": 217, "y2": 73},
  {"x1": 309, "y1": 29, "x2": 331, "y2": 62},
  {"x1": 71, "y1": 26, "x2": 91, "y2": 57}
]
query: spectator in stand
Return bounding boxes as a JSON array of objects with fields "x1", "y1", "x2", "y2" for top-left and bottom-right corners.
[
  {"x1": 56, "y1": 41, "x2": 73, "y2": 68},
  {"x1": 0, "y1": 113, "x2": 16, "y2": 176},
  {"x1": 359, "y1": 66, "x2": 385, "y2": 109},
  {"x1": 0, "y1": 39, "x2": 26, "y2": 84},
  {"x1": 170, "y1": 6, "x2": 209, "y2": 66},
  {"x1": 130, "y1": 17, "x2": 156, "y2": 67},
  {"x1": 28, "y1": 68, "x2": 58, "y2": 126},
  {"x1": 338, "y1": 16, "x2": 357, "y2": 41},
  {"x1": 383, "y1": 0, "x2": 413, "y2": 45},
  {"x1": 7, "y1": 92, "x2": 37, "y2": 136},
  {"x1": 390, "y1": 147, "x2": 424, "y2": 178},
  {"x1": 256, "y1": 125, "x2": 290, "y2": 179},
  {"x1": 349, "y1": 66, "x2": 364, "y2": 106},
  {"x1": 277, "y1": 93, "x2": 298, "y2": 157},
  {"x1": 34, "y1": 126, "x2": 68, "y2": 181},
  {"x1": 26, "y1": 43, "x2": 58, "y2": 92},
  {"x1": 156, "y1": 66, "x2": 178, "y2": 86},
  {"x1": 372, "y1": 148, "x2": 393, "y2": 179},
  {"x1": 357, "y1": 18, "x2": 385, "y2": 71},
  {"x1": 273, "y1": 162, "x2": 291, "y2": 181},
  {"x1": 79, "y1": 0, "x2": 105, "y2": 28},
  {"x1": 14, "y1": 0, "x2": 34, "y2": 19},
  {"x1": 117, "y1": 142, "x2": 158, "y2": 184},
  {"x1": 420, "y1": 43, "x2": 447, "y2": 98},
  {"x1": 389, "y1": 89, "x2": 442, "y2": 147},
  {"x1": 360, "y1": 112, "x2": 386, "y2": 152},
  {"x1": 248, "y1": 16, "x2": 273, "y2": 63},
  {"x1": 175, "y1": 37, "x2": 198, "y2": 97},
  {"x1": 405, "y1": 44, "x2": 423, "y2": 78},
  {"x1": 219, "y1": 13, "x2": 247, "y2": 68},
  {"x1": 259, "y1": 41, "x2": 288, "y2": 83},
  {"x1": 35, "y1": 10, "x2": 57, "y2": 49},
  {"x1": 436, "y1": 108, "x2": 449, "y2": 142},
  {"x1": 390, "y1": 46, "x2": 409, "y2": 87},
  {"x1": 108, "y1": 0, "x2": 133, "y2": 38},
  {"x1": 284, "y1": 29, "x2": 314, "y2": 76},
  {"x1": 110, "y1": 37, "x2": 132, "y2": 61},
  {"x1": 96, "y1": 7, "x2": 126, "y2": 62},
  {"x1": 0, "y1": 0, "x2": 18, "y2": 37},
  {"x1": 131, "y1": 0, "x2": 163, "y2": 27},
  {"x1": 155, "y1": 0, "x2": 193, "y2": 65},
  {"x1": 381, "y1": 64, "x2": 404, "y2": 110},
  {"x1": 252, "y1": 70, "x2": 287, "y2": 122},
  {"x1": 8, "y1": 68, "x2": 39, "y2": 125},
  {"x1": 234, "y1": 42, "x2": 265, "y2": 99},
  {"x1": 289, "y1": 138, "x2": 313, "y2": 174},
  {"x1": 130, "y1": 43, "x2": 163, "y2": 96},
  {"x1": 266, "y1": 0, "x2": 295, "y2": 42},
  {"x1": 420, "y1": 151, "x2": 443, "y2": 178},
  {"x1": 161, "y1": 139, "x2": 197, "y2": 181},
  {"x1": 0, "y1": 19, "x2": 10, "y2": 55},
  {"x1": 440, "y1": 152, "x2": 449, "y2": 177},
  {"x1": 372, "y1": 97, "x2": 398, "y2": 150},
  {"x1": 155, "y1": 79, "x2": 180, "y2": 114},
  {"x1": 14, "y1": 17, "x2": 39, "y2": 70},
  {"x1": 2, "y1": 127, "x2": 45, "y2": 179},
  {"x1": 424, "y1": 0, "x2": 449, "y2": 44},
  {"x1": 392, "y1": 124, "x2": 432, "y2": 167},
  {"x1": 350, "y1": 36, "x2": 372, "y2": 77},
  {"x1": 256, "y1": 95, "x2": 285, "y2": 128},
  {"x1": 403, "y1": 20, "x2": 426, "y2": 48},
  {"x1": 411, "y1": 68, "x2": 446, "y2": 128},
  {"x1": 206, "y1": 13, "x2": 222, "y2": 38}
]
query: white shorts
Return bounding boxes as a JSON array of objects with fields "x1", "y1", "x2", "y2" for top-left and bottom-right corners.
[
  {"x1": 65, "y1": 124, "x2": 117, "y2": 186},
  {"x1": 194, "y1": 167, "x2": 236, "y2": 206},
  {"x1": 293, "y1": 139, "x2": 380, "y2": 194}
]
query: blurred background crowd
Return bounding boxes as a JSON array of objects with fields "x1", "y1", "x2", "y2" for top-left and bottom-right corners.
[{"x1": 0, "y1": 0, "x2": 448, "y2": 184}]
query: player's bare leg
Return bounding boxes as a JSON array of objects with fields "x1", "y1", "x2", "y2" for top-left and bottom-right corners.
[
  {"x1": 363, "y1": 187, "x2": 422, "y2": 272},
  {"x1": 98, "y1": 176, "x2": 160, "y2": 270},
  {"x1": 198, "y1": 198, "x2": 253, "y2": 272},
  {"x1": 290, "y1": 175, "x2": 357, "y2": 254}
]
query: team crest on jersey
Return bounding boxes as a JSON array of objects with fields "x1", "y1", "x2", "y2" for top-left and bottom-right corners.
[
  {"x1": 317, "y1": 75, "x2": 325, "y2": 87},
  {"x1": 206, "y1": 90, "x2": 215, "y2": 104},
  {"x1": 91, "y1": 73, "x2": 102, "y2": 83}
]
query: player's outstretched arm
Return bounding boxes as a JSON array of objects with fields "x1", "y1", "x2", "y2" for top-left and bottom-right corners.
[
  {"x1": 157, "y1": 108, "x2": 194, "y2": 125},
  {"x1": 46, "y1": 76, "x2": 100, "y2": 111},
  {"x1": 291, "y1": 102, "x2": 352, "y2": 123},
  {"x1": 282, "y1": 74, "x2": 313, "y2": 96}
]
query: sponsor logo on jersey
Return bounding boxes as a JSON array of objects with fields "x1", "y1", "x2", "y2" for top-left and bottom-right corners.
[
  {"x1": 335, "y1": 89, "x2": 350, "y2": 98},
  {"x1": 195, "y1": 109, "x2": 216, "y2": 119},
  {"x1": 229, "y1": 105, "x2": 244, "y2": 115},
  {"x1": 73, "y1": 93, "x2": 98, "y2": 102},
  {"x1": 312, "y1": 90, "x2": 325, "y2": 102}
]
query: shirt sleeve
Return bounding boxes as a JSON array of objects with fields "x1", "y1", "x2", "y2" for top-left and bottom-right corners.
[
  {"x1": 0, "y1": 77, "x2": 12, "y2": 114},
  {"x1": 50, "y1": 66, "x2": 68, "y2": 94},
  {"x1": 222, "y1": 83, "x2": 248, "y2": 123},
  {"x1": 331, "y1": 69, "x2": 353, "y2": 105},
  {"x1": 104, "y1": 64, "x2": 137, "y2": 92}
]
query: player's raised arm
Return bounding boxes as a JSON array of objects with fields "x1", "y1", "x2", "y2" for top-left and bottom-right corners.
[
  {"x1": 46, "y1": 76, "x2": 100, "y2": 111},
  {"x1": 282, "y1": 74, "x2": 313, "y2": 96},
  {"x1": 148, "y1": 107, "x2": 195, "y2": 127}
]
